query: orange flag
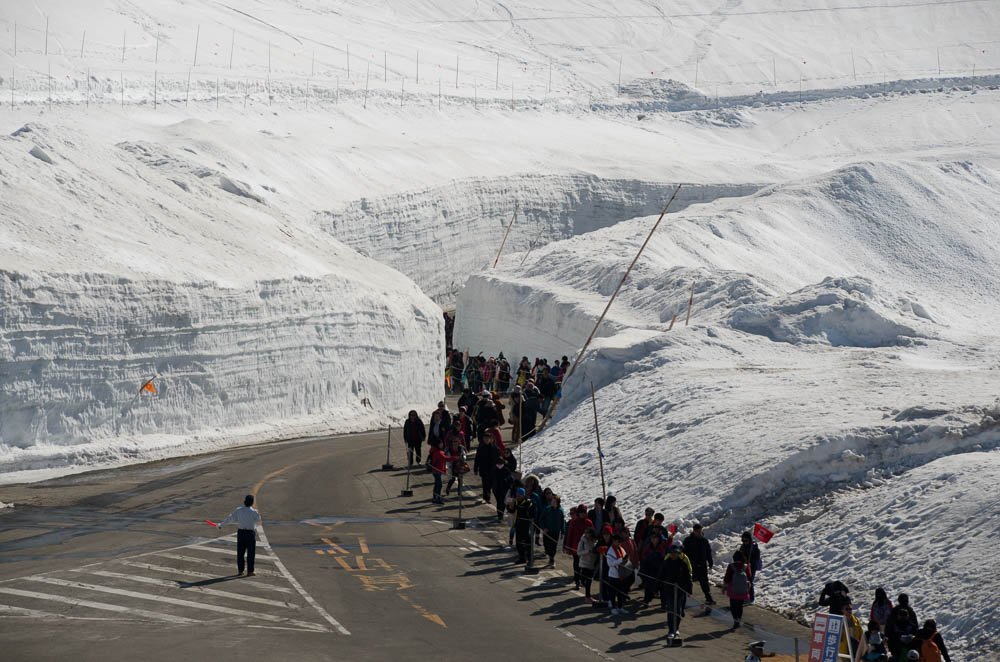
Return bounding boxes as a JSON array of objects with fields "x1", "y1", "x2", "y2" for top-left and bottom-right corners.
[{"x1": 141, "y1": 380, "x2": 157, "y2": 395}]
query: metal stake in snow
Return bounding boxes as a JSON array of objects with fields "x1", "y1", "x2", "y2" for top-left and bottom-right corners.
[
  {"x1": 591, "y1": 382, "x2": 607, "y2": 500},
  {"x1": 685, "y1": 283, "x2": 694, "y2": 326},
  {"x1": 121, "y1": 29, "x2": 126, "y2": 63},
  {"x1": 363, "y1": 63, "x2": 370, "y2": 108},
  {"x1": 493, "y1": 203, "x2": 518, "y2": 268},
  {"x1": 80, "y1": 30, "x2": 86, "y2": 58},
  {"x1": 537, "y1": 185, "x2": 683, "y2": 433},
  {"x1": 193, "y1": 25, "x2": 200, "y2": 67},
  {"x1": 229, "y1": 28, "x2": 235, "y2": 69}
]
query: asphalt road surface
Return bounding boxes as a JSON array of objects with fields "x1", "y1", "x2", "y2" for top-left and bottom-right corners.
[{"x1": 0, "y1": 427, "x2": 810, "y2": 661}]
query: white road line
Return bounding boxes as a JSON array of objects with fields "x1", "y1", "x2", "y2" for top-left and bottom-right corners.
[
  {"x1": 0, "y1": 586, "x2": 197, "y2": 624},
  {"x1": 0, "y1": 603, "x2": 130, "y2": 621},
  {"x1": 24, "y1": 576, "x2": 328, "y2": 632},
  {"x1": 187, "y1": 545, "x2": 278, "y2": 561},
  {"x1": 257, "y1": 529, "x2": 350, "y2": 636},
  {"x1": 153, "y1": 553, "x2": 281, "y2": 577},
  {"x1": 84, "y1": 571, "x2": 301, "y2": 610},
  {"x1": 117, "y1": 561, "x2": 295, "y2": 595}
]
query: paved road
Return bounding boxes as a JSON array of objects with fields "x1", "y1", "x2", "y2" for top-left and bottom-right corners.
[{"x1": 0, "y1": 427, "x2": 809, "y2": 661}]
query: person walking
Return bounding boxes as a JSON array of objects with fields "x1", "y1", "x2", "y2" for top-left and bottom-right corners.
[
  {"x1": 428, "y1": 443, "x2": 456, "y2": 504},
  {"x1": 473, "y1": 431, "x2": 499, "y2": 504},
  {"x1": 576, "y1": 527, "x2": 599, "y2": 603},
  {"x1": 920, "y1": 619, "x2": 952, "y2": 662},
  {"x1": 869, "y1": 588, "x2": 893, "y2": 632},
  {"x1": 886, "y1": 594, "x2": 919, "y2": 661},
  {"x1": 402, "y1": 410, "x2": 426, "y2": 466},
  {"x1": 723, "y1": 550, "x2": 753, "y2": 629},
  {"x1": 639, "y1": 529, "x2": 669, "y2": 609},
  {"x1": 510, "y1": 488, "x2": 537, "y2": 565},
  {"x1": 491, "y1": 458, "x2": 513, "y2": 523},
  {"x1": 540, "y1": 494, "x2": 565, "y2": 568},
  {"x1": 216, "y1": 494, "x2": 261, "y2": 577},
  {"x1": 855, "y1": 619, "x2": 889, "y2": 662},
  {"x1": 683, "y1": 523, "x2": 715, "y2": 605},
  {"x1": 659, "y1": 542, "x2": 693, "y2": 640},
  {"x1": 564, "y1": 506, "x2": 591, "y2": 590},
  {"x1": 739, "y1": 531, "x2": 762, "y2": 602},
  {"x1": 605, "y1": 534, "x2": 630, "y2": 616}
]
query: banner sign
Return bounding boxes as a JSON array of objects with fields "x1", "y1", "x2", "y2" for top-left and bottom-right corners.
[{"x1": 809, "y1": 612, "x2": 844, "y2": 662}]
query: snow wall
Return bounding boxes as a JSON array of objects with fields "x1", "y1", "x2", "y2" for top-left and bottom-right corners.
[
  {"x1": 0, "y1": 123, "x2": 443, "y2": 480},
  {"x1": 317, "y1": 177, "x2": 762, "y2": 306}
]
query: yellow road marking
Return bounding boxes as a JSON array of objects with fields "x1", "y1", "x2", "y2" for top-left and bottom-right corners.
[
  {"x1": 251, "y1": 463, "x2": 300, "y2": 504},
  {"x1": 357, "y1": 536, "x2": 369, "y2": 554},
  {"x1": 332, "y1": 556, "x2": 356, "y2": 572},
  {"x1": 320, "y1": 538, "x2": 350, "y2": 555},
  {"x1": 355, "y1": 556, "x2": 368, "y2": 571}
]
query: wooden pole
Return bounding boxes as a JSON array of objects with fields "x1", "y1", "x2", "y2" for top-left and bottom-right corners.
[
  {"x1": 850, "y1": 49, "x2": 856, "y2": 81},
  {"x1": 667, "y1": 313, "x2": 676, "y2": 331},
  {"x1": 519, "y1": 223, "x2": 546, "y2": 267},
  {"x1": 363, "y1": 63, "x2": 370, "y2": 108},
  {"x1": 591, "y1": 382, "x2": 607, "y2": 500},
  {"x1": 80, "y1": 30, "x2": 86, "y2": 58},
  {"x1": 185, "y1": 68, "x2": 191, "y2": 107},
  {"x1": 229, "y1": 28, "x2": 235, "y2": 69},
  {"x1": 537, "y1": 185, "x2": 683, "y2": 432},
  {"x1": 685, "y1": 283, "x2": 694, "y2": 326},
  {"x1": 193, "y1": 25, "x2": 200, "y2": 67},
  {"x1": 492, "y1": 203, "x2": 519, "y2": 268}
]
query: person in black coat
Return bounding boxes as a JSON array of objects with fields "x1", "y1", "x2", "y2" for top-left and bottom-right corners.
[
  {"x1": 491, "y1": 461, "x2": 513, "y2": 522},
  {"x1": 885, "y1": 593, "x2": 919, "y2": 660},
  {"x1": 819, "y1": 580, "x2": 852, "y2": 615},
  {"x1": 402, "y1": 410, "x2": 426, "y2": 465},
  {"x1": 739, "y1": 531, "x2": 762, "y2": 602},
  {"x1": 475, "y1": 398, "x2": 500, "y2": 444},
  {"x1": 682, "y1": 523, "x2": 715, "y2": 604},
  {"x1": 473, "y1": 434, "x2": 500, "y2": 504},
  {"x1": 521, "y1": 387, "x2": 540, "y2": 439},
  {"x1": 658, "y1": 543, "x2": 693, "y2": 637}
]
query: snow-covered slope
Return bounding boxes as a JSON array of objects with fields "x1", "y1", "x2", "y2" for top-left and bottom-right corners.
[{"x1": 0, "y1": 121, "x2": 443, "y2": 482}]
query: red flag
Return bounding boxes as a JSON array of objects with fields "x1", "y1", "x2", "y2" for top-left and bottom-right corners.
[
  {"x1": 753, "y1": 522, "x2": 774, "y2": 543},
  {"x1": 667, "y1": 523, "x2": 677, "y2": 535},
  {"x1": 141, "y1": 379, "x2": 157, "y2": 395},
  {"x1": 204, "y1": 519, "x2": 218, "y2": 528}
]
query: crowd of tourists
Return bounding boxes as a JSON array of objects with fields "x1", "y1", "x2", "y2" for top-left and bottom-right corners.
[{"x1": 402, "y1": 348, "x2": 951, "y2": 660}]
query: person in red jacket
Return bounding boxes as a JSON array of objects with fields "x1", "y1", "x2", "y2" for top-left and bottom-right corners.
[
  {"x1": 428, "y1": 444, "x2": 455, "y2": 505},
  {"x1": 723, "y1": 550, "x2": 753, "y2": 629},
  {"x1": 563, "y1": 505, "x2": 592, "y2": 590}
]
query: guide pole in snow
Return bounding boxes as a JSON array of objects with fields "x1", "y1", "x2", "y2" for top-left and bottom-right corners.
[
  {"x1": 185, "y1": 69, "x2": 193, "y2": 107},
  {"x1": 591, "y1": 382, "x2": 607, "y2": 500},
  {"x1": 685, "y1": 283, "x2": 694, "y2": 326},
  {"x1": 45, "y1": 16, "x2": 49, "y2": 56},
  {"x1": 363, "y1": 63, "x2": 370, "y2": 108},
  {"x1": 519, "y1": 223, "x2": 546, "y2": 267},
  {"x1": 850, "y1": 49, "x2": 856, "y2": 81},
  {"x1": 617, "y1": 54, "x2": 623, "y2": 95},
  {"x1": 455, "y1": 54, "x2": 459, "y2": 89},
  {"x1": 216, "y1": 76, "x2": 219, "y2": 109},
  {"x1": 493, "y1": 202, "x2": 518, "y2": 268},
  {"x1": 10, "y1": 67, "x2": 13, "y2": 110},
  {"x1": 400, "y1": 77, "x2": 404, "y2": 108},
  {"x1": 346, "y1": 44, "x2": 350, "y2": 79},
  {"x1": 47, "y1": 61, "x2": 51, "y2": 110},
  {"x1": 153, "y1": 69, "x2": 157, "y2": 108},
  {"x1": 122, "y1": 29, "x2": 126, "y2": 63},
  {"x1": 86, "y1": 68, "x2": 90, "y2": 108},
  {"x1": 382, "y1": 426, "x2": 394, "y2": 471},
  {"x1": 496, "y1": 54, "x2": 500, "y2": 90},
  {"x1": 416, "y1": 50, "x2": 419, "y2": 84},
  {"x1": 538, "y1": 185, "x2": 683, "y2": 433},
  {"x1": 81, "y1": 30, "x2": 86, "y2": 58},
  {"x1": 193, "y1": 25, "x2": 200, "y2": 67},
  {"x1": 230, "y1": 29, "x2": 235, "y2": 69}
]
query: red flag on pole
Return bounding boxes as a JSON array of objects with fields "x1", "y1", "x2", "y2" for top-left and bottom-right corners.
[
  {"x1": 753, "y1": 522, "x2": 774, "y2": 543},
  {"x1": 667, "y1": 523, "x2": 677, "y2": 535}
]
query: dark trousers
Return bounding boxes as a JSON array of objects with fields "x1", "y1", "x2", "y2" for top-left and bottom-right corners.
[
  {"x1": 580, "y1": 565, "x2": 595, "y2": 597},
  {"x1": 514, "y1": 524, "x2": 532, "y2": 562},
  {"x1": 665, "y1": 585, "x2": 687, "y2": 632},
  {"x1": 730, "y1": 598, "x2": 745, "y2": 623},
  {"x1": 406, "y1": 444, "x2": 421, "y2": 465},
  {"x1": 572, "y1": 554, "x2": 581, "y2": 586},
  {"x1": 236, "y1": 529, "x2": 256, "y2": 574},
  {"x1": 480, "y1": 474, "x2": 493, "y2": 502},
  {"x1": 643, "y1": 578, "x2": 663, "y2": 607},
  {"x1": 692, "y1": 564, "x2": 712, "y2": 599},
  {"x1": 543, "y1": 532, "x2": 558, "y2": 561},
  {"x1": 432, "y1": 472, "x2": 443, "y2": 498},
  {"x1": 609, "y1": 577, "x2": 627, "y2": 609}
]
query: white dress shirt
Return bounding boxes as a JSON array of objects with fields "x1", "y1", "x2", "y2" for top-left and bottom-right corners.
[{"x1": 218, "y1": 505, "x2": 261, "y2": 530}]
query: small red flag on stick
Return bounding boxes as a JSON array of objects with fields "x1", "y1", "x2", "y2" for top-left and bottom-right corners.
[
  {"x1": 667, "y1": 523, "x2": 677, "y2": 535},
  {"x1": 204, "y1": 519, "x2": 218, "y2": 528},
  {"x1": 753, "y1": 522, "x2": 775, "y2": 543}
]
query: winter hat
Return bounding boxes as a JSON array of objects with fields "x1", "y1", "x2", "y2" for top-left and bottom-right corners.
[
  {"x1": 601, "y1": 525, "x2": 613, "y2": 536},
  {"x1": 516, "y1": 488, "x2": 526, "y2": 497}
]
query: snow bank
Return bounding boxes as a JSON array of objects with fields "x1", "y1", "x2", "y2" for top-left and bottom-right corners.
[{"x1": 0, "y1": 123, "x2": 443, "y2": 481}]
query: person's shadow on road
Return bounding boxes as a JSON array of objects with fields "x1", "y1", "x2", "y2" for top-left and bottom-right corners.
[{"x1": 177, "y1": 575, "x2": 242, "y2": 588}]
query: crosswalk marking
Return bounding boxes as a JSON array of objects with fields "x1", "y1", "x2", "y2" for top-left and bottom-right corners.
[
  {"x1": 188, "y1": 544, "x2": 278, "y2": 561},
  {"x1": 152, "y1": 552, "x2": 281, "y2": 577},
  {"x1": 0, "y1": 586, "x2": 198, "y2": 624},
  {"x1": 117, "y1": 561, "x2": 295, "y2": 594},
  {"x1": 0, "y1": 603, "x2": 125, "y2": 621},
  {"x1": 84, "y1": 570, "x2": 301, "y2": 610},
  {"x1": 24, "y1": 576, "x2": 329, "y2": 632}
]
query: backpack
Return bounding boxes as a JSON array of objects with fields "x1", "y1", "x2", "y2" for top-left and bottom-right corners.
[{"x1": 730, "y1": 564, "x2": 749, "y2": 596}]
